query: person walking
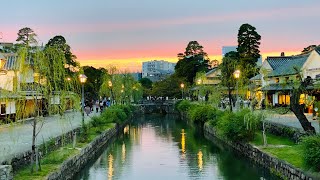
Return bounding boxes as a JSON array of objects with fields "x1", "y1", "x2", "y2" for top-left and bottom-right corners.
[{"x1": 95, "y1": 100, "x2": 100, "y2": 113}]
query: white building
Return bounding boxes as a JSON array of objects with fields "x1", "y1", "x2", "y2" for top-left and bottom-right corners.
[{"x1": 142, "y1": 60, "x2": 176, "y2": 82}]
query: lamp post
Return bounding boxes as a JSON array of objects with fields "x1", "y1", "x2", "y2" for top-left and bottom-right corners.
[
  {"x1": 233, "y1": 70, "x2": 240, "y2": 109},
  {"x1": 180, "y1": 83, "x2": 185, "y2": 99},
  {"x1": 108, "y1": 80, "x2": 113, "y2": 105},
  {"x1": 79, "y1": 74, "x2": 87, "y2": 125}
]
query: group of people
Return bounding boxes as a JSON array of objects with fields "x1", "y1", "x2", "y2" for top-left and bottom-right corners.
[{"x1": 84, "y1": 98, "x2": 111, "y2": 116}]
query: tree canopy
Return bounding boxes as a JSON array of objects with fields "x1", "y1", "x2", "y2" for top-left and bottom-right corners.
[
  {"x1": 45, "y1": 35, "x2": 80, "y2": 76},
  {"x1": 16, "y1": 27, "x2": 37, "y2": 46},
  {"x1": 237, "y1": 23, "x2": 261, "y2": 79},
  {"x1": 175, "y1": 41, "x2": 210, "y2": 84}
]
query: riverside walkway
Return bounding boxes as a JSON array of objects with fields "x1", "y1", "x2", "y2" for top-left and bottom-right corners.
[
  {"x1": 0, "y1": 110, "x2": 98, "y2": 163},
  {"x1": 266, "y1": 112, "x2": 320, "y2": 133}
]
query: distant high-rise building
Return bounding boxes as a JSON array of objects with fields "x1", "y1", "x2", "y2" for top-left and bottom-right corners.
[
  {"x1": 222, "y1": 46, "x2": 237, "y2": 57},
  {"x1": 130, "y1": 72, "x2": 142, "y2": 81},
  {"x1": 142, "y1": 60, "x2": 176, "y2": 82}
]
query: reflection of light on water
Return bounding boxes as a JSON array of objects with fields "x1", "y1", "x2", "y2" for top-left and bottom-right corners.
[
  {"x1": 108, "y1": 154, "x2": 114, "y2": 180},
  {"x1": 198, "y1": 150, "x2": 203, "y2": 171},
  {"x1": 123, "y1": 125, "x2": 129, "y2": 134},
  {"x1": 122, "y1": 142, "x2": 126, "y2": 163},
  {"x1": 133, "y1": 127, "x2": 136, "y2": 142},
  {"x1": 181, "y1": 129, "x2": 186, "y2": 159}
]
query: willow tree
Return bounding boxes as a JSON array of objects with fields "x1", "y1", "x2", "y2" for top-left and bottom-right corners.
[
  {"x1": 16, "y1": 44, "x2": 80, "y2": 172},
  {"x1": 99, "y1": 67, "x2": 142, "y2": 104}
]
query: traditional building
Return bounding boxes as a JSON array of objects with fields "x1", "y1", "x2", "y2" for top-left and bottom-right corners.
[{"x1": 250, "y1": 48, "x2": 320, "y2": 111}]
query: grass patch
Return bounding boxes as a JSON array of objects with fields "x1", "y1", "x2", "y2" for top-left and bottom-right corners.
[
  {"x1": 251, "y1": 131, "x2": 295, "y2": 146},
  {"x1": 262, "y1": 145, "x2": 303, "y2": 168},
  {"x1": 250, "y1": 131, "x2": 303, "y2": 169},
  {"x1": 14, "y1": 147, "x2": 79, "y2": 180}
]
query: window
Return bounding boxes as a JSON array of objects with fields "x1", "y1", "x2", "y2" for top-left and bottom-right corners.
[
  {"x1": 1, "y1": 103, "x2": 6, "y2": 115},
  {"x1": 279, "y1": 94, "x2": 290, "y2": 105}
]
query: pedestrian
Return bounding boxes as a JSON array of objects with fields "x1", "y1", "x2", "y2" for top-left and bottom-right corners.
[
  {"x1": 95, "y1": 100, "x2": 100, "y2": 113},
  {"x1": 85, "y1": 105, "x2": 90, "y2": 116},
  {"x1": 100, "y1": 101, "x2": 104, "y2": 112}
]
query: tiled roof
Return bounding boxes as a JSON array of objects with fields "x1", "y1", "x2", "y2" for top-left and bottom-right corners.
[
  {"x1": 261, "y1": 83, "x2": 314, "y2": 91},
  {"x1": 250, "y1": 74, "x2": 261, "y2": 81},
  {"x1": 315, "y1": 46, "x2": 320, "y2": 55},
  {"x1": 205, "y1": 67, "x2": 219, "y2": 76},
  {"x1": 265, "y1": 54, "x2": 309, "y2": 77}
]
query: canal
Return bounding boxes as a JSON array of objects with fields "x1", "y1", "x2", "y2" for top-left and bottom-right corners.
[{"x1": 75, "y1": 114, "x2": 280, "y2": 180}]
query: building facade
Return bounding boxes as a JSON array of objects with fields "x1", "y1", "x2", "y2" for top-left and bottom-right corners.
[
  {"x1": 142, "y1": 60, "x2": 176, "y2": 82},
  {"x1": 250, "y1": 48, "x2": 320, "y2": 111}
]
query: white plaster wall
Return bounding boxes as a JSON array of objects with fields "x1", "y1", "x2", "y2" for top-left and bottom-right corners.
[
  {"x1": 302, "y1": 51, "x2": 320, "y2": 79},
  {"x1": 6, "y1": 101, "x2": 16, "y2": 114},
  {"x1": 0, "y1": 71, "x2": 14, "y2": 91}
]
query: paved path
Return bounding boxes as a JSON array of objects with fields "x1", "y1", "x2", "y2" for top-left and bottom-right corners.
[
  {"x1": 0, "y1": 110, "x2": 99, "y2": 163},
  {"x1": 265, "y1": 112, "x2": 320, "y2": 133}
]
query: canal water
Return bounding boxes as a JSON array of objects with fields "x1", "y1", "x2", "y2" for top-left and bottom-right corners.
[{"x1": 74, "y1": 114, "x2": 280, "y2": 180}]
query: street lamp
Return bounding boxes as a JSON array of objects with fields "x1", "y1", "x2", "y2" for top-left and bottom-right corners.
[
  {"x1": 233, "y1": 70, "x2": 240, "y2": 109},
  {"x1": 79, "y1": 74, "x2": 87, "y2": 125},
  {"x1": 108, "y1": 80, "x2": 113, "y2": 105},
  {"x1": 180, "y1": 83, "x2": 185, "y2": 99}
]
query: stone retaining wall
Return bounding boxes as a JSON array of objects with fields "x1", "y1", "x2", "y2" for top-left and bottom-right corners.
[
  {"x1": 47, "y1": 124, "x2": 125, "y2": 180},
  {"x1": 204, "y1": 123, "x2": 316, "y2": 180},
  {"x1": 0, "y1": 165, "x2": 12, "y2": 180}
]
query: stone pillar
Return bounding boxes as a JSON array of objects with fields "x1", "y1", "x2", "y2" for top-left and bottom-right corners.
[{"x1": 0, "y1": 165, "x2": 13, "y2": 180}]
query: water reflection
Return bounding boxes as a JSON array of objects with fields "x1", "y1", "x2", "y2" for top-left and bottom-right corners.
[
  {"x1": 181, "y1": 129, "x2": 186, "y2": 159},
  {"x1": 108, "y1": 154, "x2": 114, "y2": 180},
  {"x1": 75, "y1": 114, "x2": 280, "y2": 180},
  {"x1": 198, "y1": 150, "x2": 203, "y2": 171}
]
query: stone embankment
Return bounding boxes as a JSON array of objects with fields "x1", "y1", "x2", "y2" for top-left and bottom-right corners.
[
  {"x1": 204, "y1": 123, "x2": 316, "y2": 180},
  {"x1": 47, "y1": 126, "x2": 121, "y2": 180}
]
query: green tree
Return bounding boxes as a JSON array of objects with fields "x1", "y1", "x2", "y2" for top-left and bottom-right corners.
[
  {"x1": 220, "y1": 56, "x2": 237, "y2": 111},
  {"x1": 45, "y1": 35, "x2": 80, "y2": 76},
  {"x1": 175, "y1": 41, "x2": 210, "y2": 84},
  {"x1": 83, "y1": 66, "x2": 107, "y2": 100},
  {"x1": 237, "y1": 23, "x2": 261, "y2": 79},
  {"x1": 183, "y1": 41, "x2": 208, "y2": 57},
  {"x1": 16, "y1": 27, "x2": 37, "y2": 46},
  {"x1": 139, "y1": 77, "x2": 153, "y2": 97},
  {"x1": 290, "y1": 75, "x2": 316, "y2": 134},
  {"x1": 139, "y1": 78, "x2": 152, "y2": 89},
  {"x1": 152, "y1": 75, "x2": 185, "y2": 98}
]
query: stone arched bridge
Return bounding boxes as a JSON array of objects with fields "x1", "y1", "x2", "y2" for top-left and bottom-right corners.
[{"x1": 135, "y1": 99, "x2": 177, "y2": 114}]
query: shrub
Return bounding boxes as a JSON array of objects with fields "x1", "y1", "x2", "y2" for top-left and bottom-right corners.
[
  {"x1": 301, "y1": 135, "x2": 320, "y2": 171},
  {"x1": 217, "y1": 109, "x2": 262, "y2": 142},
  {"x1": 176, "y1": 100, "x2": 193, "y2": 112},
  {"x1": 101, "y1": 106, "x2": 127, "y2": 124},
  {"x1": 90, "y1": 116, "x2": 104, "y2": 127},
  {"x1": 187, "y1": 104, "x2": 218, "y2": 125}
]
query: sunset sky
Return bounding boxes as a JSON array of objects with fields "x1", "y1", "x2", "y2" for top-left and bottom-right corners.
[{"x1": 1, "y1": 0, "x2": 319, "y2": 72}]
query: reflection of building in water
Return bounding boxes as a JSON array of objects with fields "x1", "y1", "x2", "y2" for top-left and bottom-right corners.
[
  {"x1": 122, "y1": 142, "x2": 126, "y2": 163},
  {"x1": 108, "y1": 154, "x2": 114, "y2": 180},
  {"x1": 197, "y1": 150, "x2": 203, "y2": 171},
  {"x1": 181, "y1": 129, "x2": 186, "y2": 159},
  {"x1": 131, "y1": 126, "x2": 141, "y2": 145},
  {"x1": 123, "y1": 125, "x2": 130, "y2": 134}
]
